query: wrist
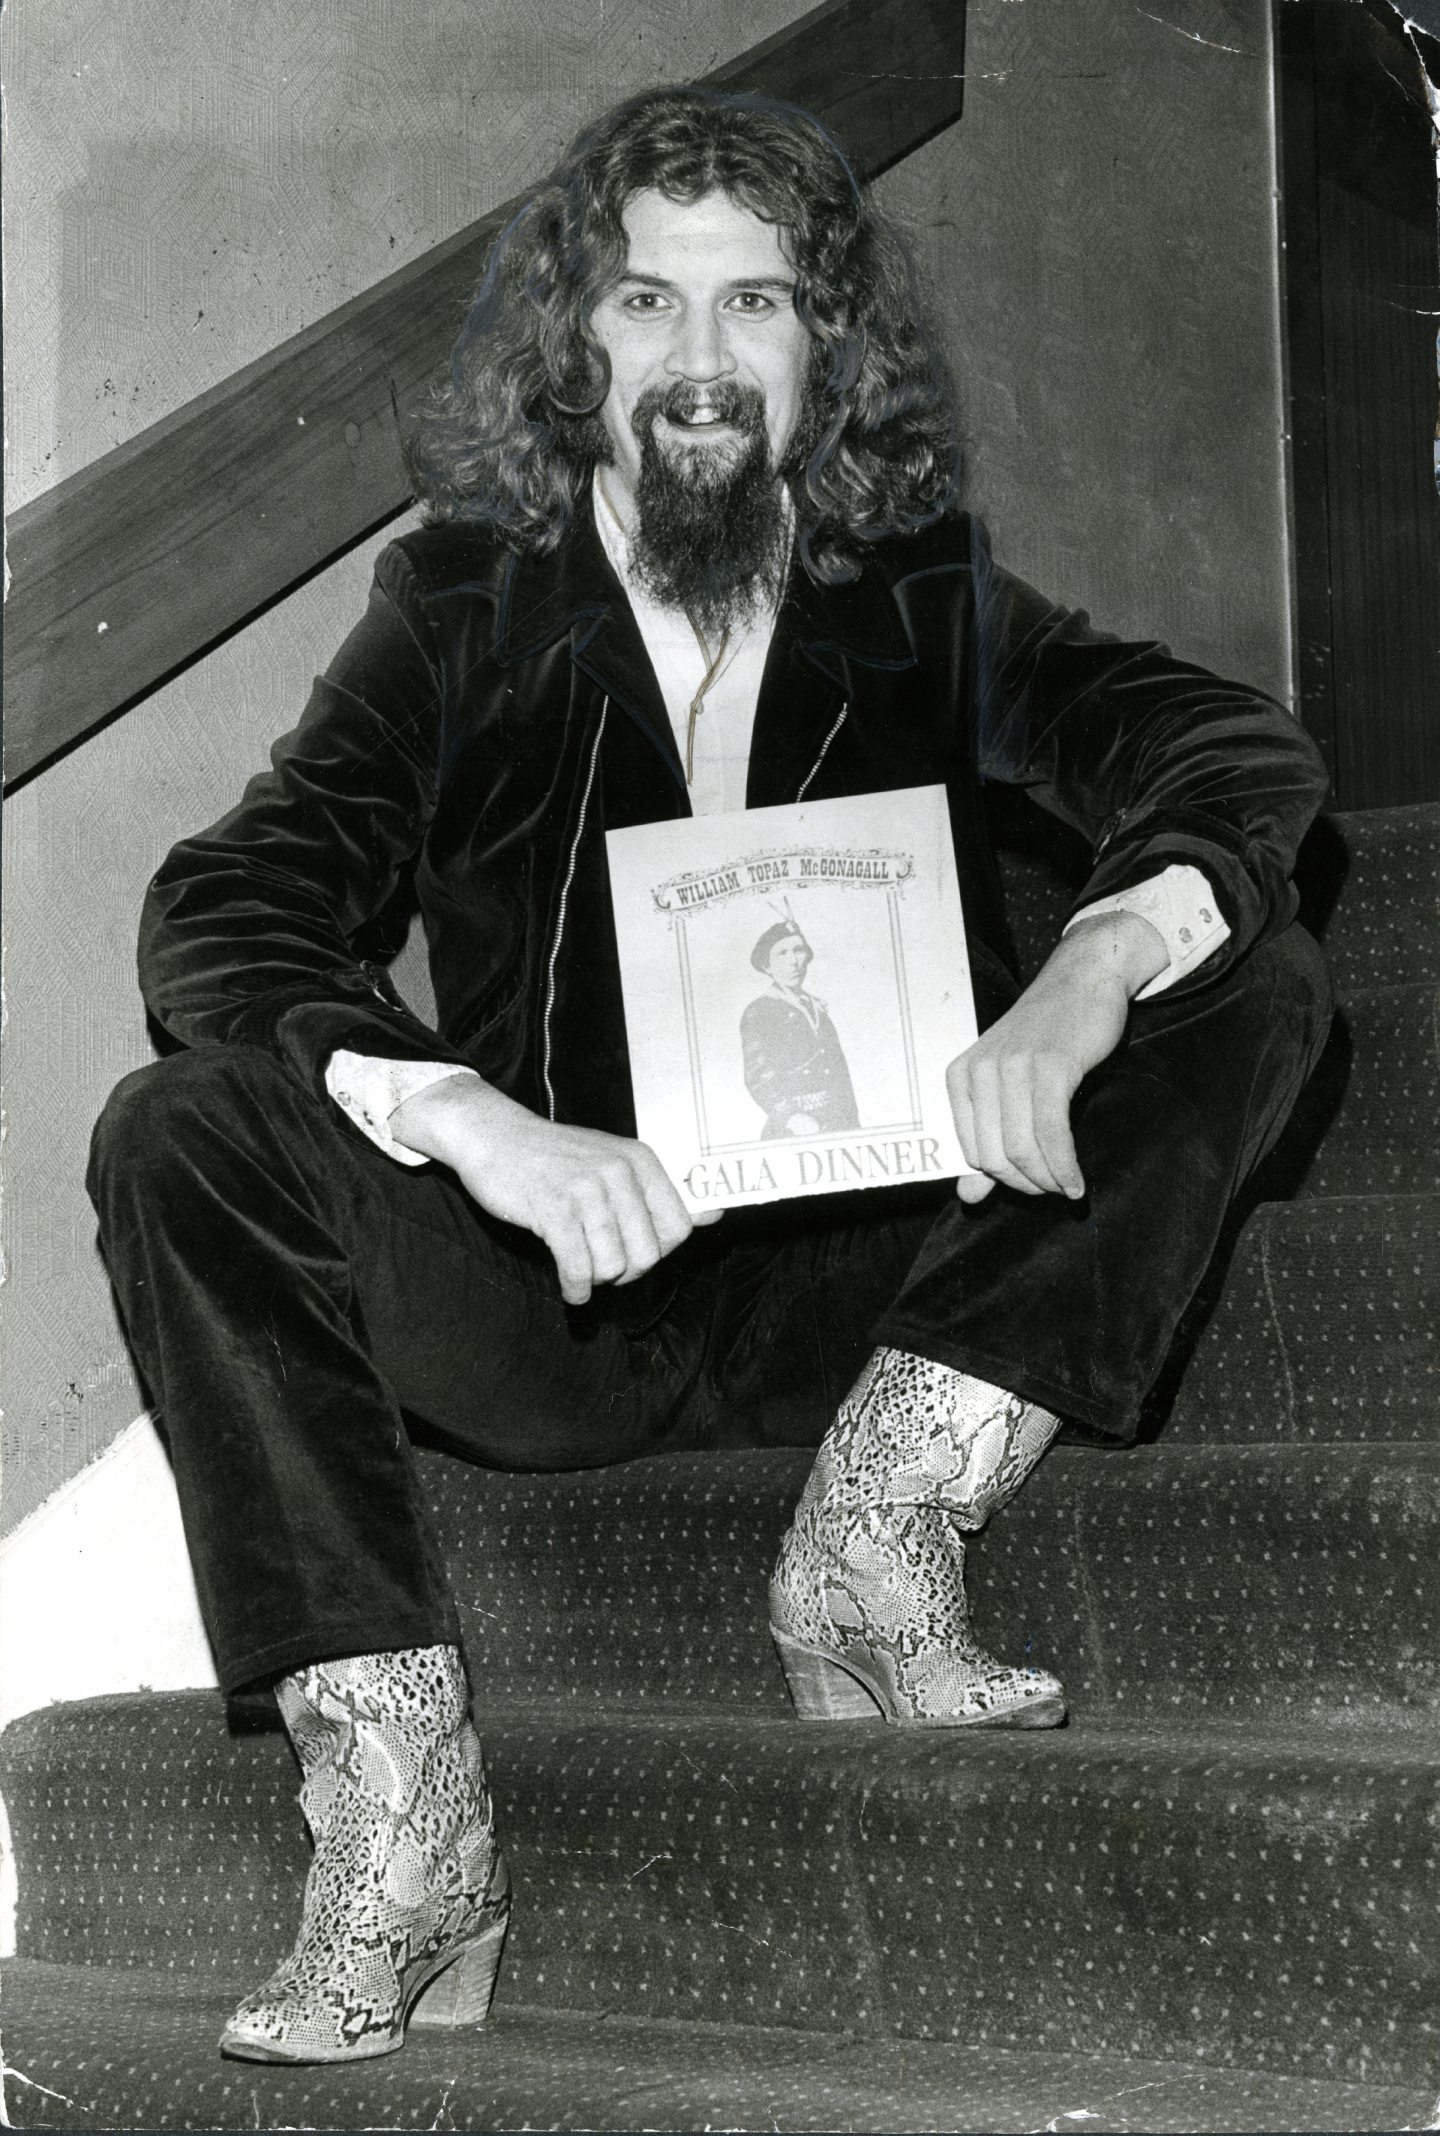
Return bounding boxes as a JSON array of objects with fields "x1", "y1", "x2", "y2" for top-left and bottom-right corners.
[
  {"x1": 390, "y1": 1072, "x2": 516, "y2": 1161},
  {"x1": 1046, "y1": 909, "x2": 1169, "y2": 1000}
]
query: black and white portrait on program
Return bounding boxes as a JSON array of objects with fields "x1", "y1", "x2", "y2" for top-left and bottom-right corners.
[{"x1": 740, "y1": 919, "x2": 862, "y2": 1141}]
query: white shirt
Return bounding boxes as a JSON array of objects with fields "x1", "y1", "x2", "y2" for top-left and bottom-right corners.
[
  {"x1": 327, "y1": 493, "x2": 1230, "y2": 1163},
  {"x1": 591, "y1": 468, "x2": 784, "y2": 817}
]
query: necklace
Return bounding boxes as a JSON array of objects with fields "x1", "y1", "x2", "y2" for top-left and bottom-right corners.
[
  {"x1": 682, "y1": 612, "x2": 735, "y2": 784},
  {"x1": 593, "y1": 471, "x2": 740, "y2": 785}
]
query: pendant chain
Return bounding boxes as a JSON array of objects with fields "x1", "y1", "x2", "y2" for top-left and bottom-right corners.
[{"x1": 682, "y1": 612, "x2": 734, "y2": 784}]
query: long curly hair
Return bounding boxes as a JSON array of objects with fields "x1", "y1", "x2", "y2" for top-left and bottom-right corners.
[{"x1": 407, "y1": 87, "x2": 961, "y2": 583}]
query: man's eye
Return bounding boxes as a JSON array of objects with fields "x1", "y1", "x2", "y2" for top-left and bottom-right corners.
[{"x1": 728, "y1": 291, "x2": 776, "y2": 314}]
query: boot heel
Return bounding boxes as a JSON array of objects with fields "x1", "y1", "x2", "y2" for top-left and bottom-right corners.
[
  {"x1": 410, "y1": 1857, "x2": 512, "y2": 2030},
  {"x1": 410, "y1": 1911, "x2": 509, "y2": 2029},
  {"x1": 772, "y1": 1632, "x2": 885, "y2": 1720}
]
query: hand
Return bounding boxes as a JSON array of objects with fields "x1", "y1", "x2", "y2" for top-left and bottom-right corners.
[
  {"x1": 945, "y1": 910, "x2": 1168, "y2": 1205},
  {"x1": 390, "y1": 1074, "x2": 698, "y2": 1305},
  {"x1": 785, "y1": 1112, "x2": 820, "y2": 1136}
]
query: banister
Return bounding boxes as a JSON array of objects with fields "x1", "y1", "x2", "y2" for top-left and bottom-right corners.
[{"x1": 3, "y1": 0, "x2": 966, "y2": 791}]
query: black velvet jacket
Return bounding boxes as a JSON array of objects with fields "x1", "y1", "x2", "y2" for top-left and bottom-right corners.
[{"x1": 139, "y1": 509, "x2": 1329, "y2": 1137}]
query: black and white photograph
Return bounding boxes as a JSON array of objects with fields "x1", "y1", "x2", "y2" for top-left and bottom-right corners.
[
  {"x1": 739, "y1": 914, "x2": 864, "y2": 1142},
  {"x1": 608, "y1": 786, "x2": 976, "y2": 1210},
  {"x1": 3, "y1": 1, "x2": 1440, "y2": 2131}
]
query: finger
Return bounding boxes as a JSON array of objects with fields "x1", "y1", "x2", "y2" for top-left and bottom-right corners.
[
  {"x1": 998, "y1": 1064, "x2": 1067, "y2": 1196},
  {"x1": 632, "y1": 1145, "x2": 696, "y2": 1255},
  {"x1": 1032, "y1": 1061, "x2": 1086, "y2": 1199},
  {"x1": 568, "y1": 1179, "x2": 632, "y2": 1285},
  {"x1": 542, "y1": 1207, "x2": 595, "y2": 1306},
  {"x1": 948, "y1": 1065, "x2": 1008, "y2": 1202},
  {"x1": 598, "y1": 1164, "x2": 667, "y2": 1285},
  {"x1": 692, "y1": 1209, "x2": 725, "y2": 1227},
  {"x1": 969, "y1": 1058, "x2": 1044, "y2": 1196},
  {"x1": 946, "y1": 1060, "x2": 981, "y2": 1170}
]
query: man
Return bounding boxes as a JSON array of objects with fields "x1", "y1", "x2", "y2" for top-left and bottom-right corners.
[
  {"x1": 741, "y1": 918, "x2": 860, "y2": 1138},
  {"x1": 88, "y1": 87, "x2": 1332, "y2": 2065}
]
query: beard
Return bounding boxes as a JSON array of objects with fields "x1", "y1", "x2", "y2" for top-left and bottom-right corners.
[{"x1": 624, "y1": 379, "x2": 794, "y2": 638}]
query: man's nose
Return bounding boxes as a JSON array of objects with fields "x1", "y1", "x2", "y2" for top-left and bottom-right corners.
[{"x1": 663, "y1": 304, "x2": 735, "y2": 382}]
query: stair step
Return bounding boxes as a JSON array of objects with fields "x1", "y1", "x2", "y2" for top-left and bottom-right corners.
[
  {"x1": 1160, "y1": 1192, "x2": 1439, "y2": 1444},
  {"x1": 10, "y1": 1413, "x2": 1429, "y2": 1745},
  {"x1": 972, "y1": 1441, "x2": 1440, "y2": 1726},
  {"x1": 995, "y1": 802, "x2": 1440, "y2": 1001},
  {"x1": 429, "y1": 1445, "x2": 797, "y2": 1716},
  {"x1": 6, "y1": 1960, "x2": 1433, "y2": 2135},
  {"x1": 487, "y1": 1710, "x2": 1440, "y2": 2090},
  {"x1": 1265, "y1": 984, "x2": 1440, "y2": 1199},
  {"x1": 5, "y1": 1698, "x2": 1439, "y2": 2092},
  {"x1": 98, "y1": 1436, "x2": 1424, "y2": 1727},
  {"x1": 996, "y1": 810, "x2": 1439, "y2": 1197},
  {"x1": 418, "y1": 1439, "x2": 1440, "y2": 1730},
  {"x1": 1298, "y1": 805, "x2": 1440, "y2": 996}
]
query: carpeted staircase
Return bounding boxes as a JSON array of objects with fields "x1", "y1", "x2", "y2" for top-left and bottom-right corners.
[{"x1": 3, "y1": 802, "x2": 1438, "y2": 2135}]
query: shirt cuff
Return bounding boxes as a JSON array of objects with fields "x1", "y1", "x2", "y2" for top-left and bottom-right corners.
[
  {"x1": 1063, "y1": 864, "x2": 1231, "y2": 1001},
  {"x1": 324, "y1": 1051, "x2": 482, "y2": 1165}
]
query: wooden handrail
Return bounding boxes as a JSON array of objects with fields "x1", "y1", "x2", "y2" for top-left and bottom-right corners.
[{"x1": 3, "y1": 0, "x2": 966, "y2": 790}]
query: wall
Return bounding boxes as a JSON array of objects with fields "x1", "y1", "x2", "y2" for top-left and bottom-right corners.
[
  {"x1": 884, "y1": 0, "x2": 1290, "y2": 701},
  {"x1": 0, "y1": 0, "x2": 814, "y2": 1536},
  {"x1": 0, "y1": 0, "x2": 1291, "y2": 1556}
]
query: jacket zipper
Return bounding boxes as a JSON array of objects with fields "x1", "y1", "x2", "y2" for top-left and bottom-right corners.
[
  {"x1": 542, "y1": 696, "x2": 610, "y2": 1120},
  {"x1": 796, "y1": 699, "x2": 849, "y2": 801}
]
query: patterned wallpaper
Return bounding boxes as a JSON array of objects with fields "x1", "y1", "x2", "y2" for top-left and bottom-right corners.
[{"x1": 0, "y1": 0, "x2": 1289, "y2": 1534}]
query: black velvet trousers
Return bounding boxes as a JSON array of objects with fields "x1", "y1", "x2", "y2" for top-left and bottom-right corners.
[{"x1": 88, "y1": 926, "x2": 1332, "y2": 1694}]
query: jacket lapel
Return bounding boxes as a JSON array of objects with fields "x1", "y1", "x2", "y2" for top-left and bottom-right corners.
[
  {"x1": 745, "y1": 547, "x2": 921, "y2": 809},
  {"x1": 495, "y1": 503, "x2": 923, "y2": 812},
  {"x1": 496, "y1": 507, "x2": 689, "y2": 799},
  {"x1": 573, "y1": 606, "x2": 688, "y2": 801}
]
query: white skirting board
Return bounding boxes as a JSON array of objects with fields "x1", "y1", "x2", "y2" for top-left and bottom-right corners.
[
  {"x1": 0, "y1": 1410, "x2": 218, "y2": 1725},
  {"x1": 0, "y1": 1412, "x2": 218, "y2": 1955}
]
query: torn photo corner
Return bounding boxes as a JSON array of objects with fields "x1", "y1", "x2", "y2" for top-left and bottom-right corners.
[{"x1": 606, "y1": 785, "x2": 980, "y2": 1214}]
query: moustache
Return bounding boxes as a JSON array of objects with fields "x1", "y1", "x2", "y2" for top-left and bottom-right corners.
[{"x1": 630, "y1": 379, "x2": 768, "y2": 440}]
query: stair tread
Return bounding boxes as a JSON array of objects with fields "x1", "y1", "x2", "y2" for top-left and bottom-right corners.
[
  {"x1": 995, "y1": 800, "x2": 1440, "y2": 998},
  {"x1": 10, "y1": 1684, "x2": 1440, "y2": 1760},
  {"x1": 1296, "y1": 806, "x2": 1440, "y2": 993},
  {"x1": 5, "y1": 1414, "x2": 1440, "y2": 1728},
  {"x1": 1161, "y1": 1189, "x2": 1440, "y2": 1443},
  {"x1": 9, "y1": 1408, "x2": 1440, "y2": 1729},
  {"x1": 3, "y1": 1958, "x2": 1434, "y2": 2134},
  {"x1": 1256, "y1": 981, "x2": 1440, "y2": 1199},
  {"x1": 438, "y1": 1433, "x2": 1440, "y2": 1729},
  {"x1": 7, "y1": 1695, "x2": 1440, "y2": 2087}
]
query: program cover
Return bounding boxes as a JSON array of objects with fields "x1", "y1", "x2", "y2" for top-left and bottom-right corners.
[{"x1": 606, "y1": 785, "x2": 978, "y2": 1213}]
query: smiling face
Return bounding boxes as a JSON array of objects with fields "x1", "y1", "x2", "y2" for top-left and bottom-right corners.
[{"x1": 589, "y1": 187, "x2": 813, "y2": 514}]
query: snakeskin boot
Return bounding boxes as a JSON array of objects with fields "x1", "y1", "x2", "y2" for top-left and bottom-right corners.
[
  {"x1": 769, "y1": 1347, "x2": 1066, "y2": 1727},
  {"x1": 220, "y1": 1643, "x2": 510, "y2": 2064}
]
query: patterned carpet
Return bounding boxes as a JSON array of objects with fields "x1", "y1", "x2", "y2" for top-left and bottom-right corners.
[{"x1": 3, "y1": 802, "x2": 1437, "y2": 2132}]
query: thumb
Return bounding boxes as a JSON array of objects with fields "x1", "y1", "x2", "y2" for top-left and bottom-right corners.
[{"x1": 955, "y1": 1171, "x2": 997, "y2": 1205}]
